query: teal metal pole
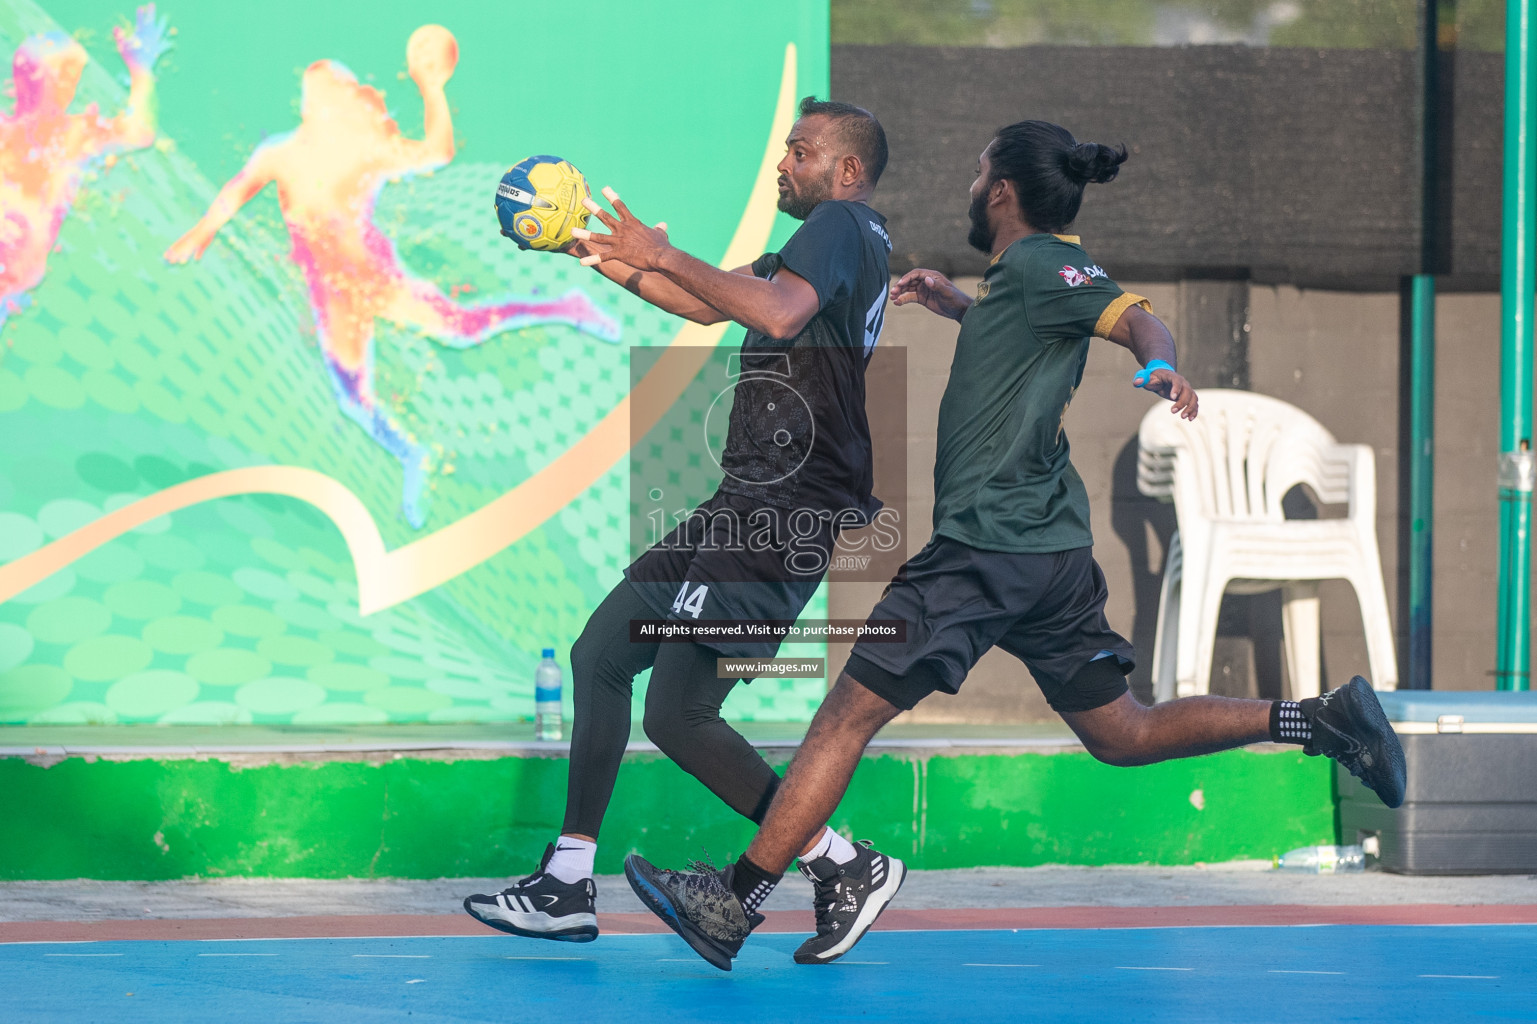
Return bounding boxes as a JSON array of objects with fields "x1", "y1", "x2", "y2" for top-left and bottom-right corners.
[
  {"x1": 1406, "y1": 0, "x2": 1442, "y2": 690},
  {"x1": 1409, "y1": 274, "x2": 1435, "y2": 689},
  {"x1": 1498, "y1": 0, "x2": 1537, "y2": 692}
]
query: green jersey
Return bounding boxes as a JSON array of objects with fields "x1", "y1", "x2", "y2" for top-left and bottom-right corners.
[{"x1": 931, "y1": 233, "x2": 1148, "y2": 553}]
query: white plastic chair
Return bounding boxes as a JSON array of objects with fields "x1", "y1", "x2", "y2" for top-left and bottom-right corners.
[{"x1": 1136, "y1": 389, "x2": 1398, "y2": 702}]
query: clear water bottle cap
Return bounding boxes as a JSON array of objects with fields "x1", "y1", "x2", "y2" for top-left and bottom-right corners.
[{"x1": 542, "y1": 648, "x2": 555, "y2": 658}]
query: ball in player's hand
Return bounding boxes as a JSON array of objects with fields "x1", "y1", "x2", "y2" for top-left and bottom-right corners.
[{"x1": 406, "y1": 24, "x2": 457, "y2": 86}]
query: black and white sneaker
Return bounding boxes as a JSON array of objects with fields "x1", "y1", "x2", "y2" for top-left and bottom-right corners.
[
  {"x1": 623, "y1": 854, "x2": 762, "y2": 971},
  {"x1": 1304, "y1": 675, "x2": 1408, "y2": 809},
  {"x1": 792, "y1": 840, "x2": 906, "y2": 964},
  {"x1": 462, "y1": 843, "x2": 598, "y2": 942}
]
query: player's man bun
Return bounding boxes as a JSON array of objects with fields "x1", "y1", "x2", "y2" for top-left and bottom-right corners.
[
  {"x1": 988, "y1": 120, "x2": 1128, "y2": 232},
  {"x1": 1064, "y1": 141, "x2": 1128, "y2": 185}
]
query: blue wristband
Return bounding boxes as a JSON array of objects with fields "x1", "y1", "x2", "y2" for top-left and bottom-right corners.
[{"x1": 1134, "y1": 359, "x2": 1174, "y2": 388}]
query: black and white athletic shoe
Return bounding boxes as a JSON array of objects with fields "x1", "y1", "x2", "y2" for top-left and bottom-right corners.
[
  {"x1": 793, "y1": 840, "x2": 906, "y2": 964},
  {"x1": 1304, "y1": 675, "x2": 1408, "y2": 809},
  {"x1": 462, "y1": 843, "x2": 598, "y2": 942},
  {"x1": 623, "y1": 855, "x2": 762, "y2": 971}
]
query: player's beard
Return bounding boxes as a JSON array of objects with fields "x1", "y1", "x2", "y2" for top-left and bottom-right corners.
[
  {"x1": 778, "y1": 165, "x2": 837, "y2": 220},
  {"x1": 966, "y1": 187, "x2": 993, "y2": 253}
]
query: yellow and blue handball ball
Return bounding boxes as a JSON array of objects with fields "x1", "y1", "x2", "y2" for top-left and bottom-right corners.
[{"x1": 495, "y1": 155, "x2": 592, "y2": 251}]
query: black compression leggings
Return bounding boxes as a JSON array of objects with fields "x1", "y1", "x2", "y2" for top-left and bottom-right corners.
[{"x1": 560, "y1": 579, "x2": 782, "y2": 839}]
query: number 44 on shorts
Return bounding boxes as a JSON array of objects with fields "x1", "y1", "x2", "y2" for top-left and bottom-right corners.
[{"x1": 671, "y1": 582, "x2": 709, "y2": 619}]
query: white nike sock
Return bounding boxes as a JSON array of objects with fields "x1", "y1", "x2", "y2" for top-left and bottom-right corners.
[
  {"x1": 804, "y1": 828, "x2": 859, "y2": 867},
  {"x1": 546, "y1": 836, "x2": 596, "y2": 883}
]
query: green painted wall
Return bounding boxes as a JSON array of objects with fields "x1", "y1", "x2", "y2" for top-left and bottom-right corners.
[{"x1": 0, "y1": 749, "x2": 1335, "y2": 879}]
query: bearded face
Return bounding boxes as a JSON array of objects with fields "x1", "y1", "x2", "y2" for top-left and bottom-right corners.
[
  {"x1": 777, "y1": 162, "x2": 837, "y2": 221},
  {"x1": 966, "y1": 183, "x2": 993, "y2": 253}
]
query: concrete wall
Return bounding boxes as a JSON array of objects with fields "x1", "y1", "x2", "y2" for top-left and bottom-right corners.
[
  {"x1": 832, "y1": 45, "x2": 1504, "y2": 290},
  {"x1": 830, "y1": 281, "x2": 1503, "y2": 724}
]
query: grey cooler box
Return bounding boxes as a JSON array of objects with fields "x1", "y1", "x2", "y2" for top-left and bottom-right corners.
[{"x1": 1336, "y1": 690, "x2": 1537, "y2": 874}]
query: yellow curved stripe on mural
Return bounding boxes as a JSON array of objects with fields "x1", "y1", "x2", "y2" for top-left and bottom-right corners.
[{"x1": 0, "y1": 43, "x2": 798, "y2": 617}]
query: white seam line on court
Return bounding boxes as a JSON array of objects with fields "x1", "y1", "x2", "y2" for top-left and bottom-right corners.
[
  {"x1": 1269, "y1": 970, "x2": 1345, "y2": 975},
  {"x1": 1419, "y1": 975, "x2": 1499, "y2": 979},
  {"x1": 9, "y1": 941, "x2": 99, "y2": 946},
  {"x1": 964, "y1": 963, "x2": 1041, "y2": 967},
  {"x1": 197, "y1": 953, "x2": 279, "y2": 957},
  {"x1": 1116, "y1": 966, "x2": 1193, "y2": 971},
  {"x1": 42, "y1": 953, "x2": 123, "y2": 957},
  {"x1": 502, "y1": 956, "x2": 588, "y2": 961},
  {"x1": 352, "y1": 954, "x2": 431, "y2": 958}
]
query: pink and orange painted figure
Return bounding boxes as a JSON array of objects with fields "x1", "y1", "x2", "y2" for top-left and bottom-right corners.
[
  {"x1": 165, "y1": 25, "x2": 619, "y2": 529},
  {"x1": 1, "y1": 5, "x2": 168, "y2": 328}
]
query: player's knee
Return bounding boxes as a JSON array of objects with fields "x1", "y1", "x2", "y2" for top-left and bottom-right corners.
[
  {"x1": 825, "y1": 671, "x2": 903, "y2": 733},
  {"x1": 1070, "y1": 697, "x2": 1155, "y2": 767},
  {"x1": 570, "y1": 629, "x2": 599, "y2": 681},
  {"x1": 1079, "y1": 726, "x2": 1150, "y2": 766},
  {"x1": 1083, "y1": 737, "x2": 1149, "y2": 768},
  {"x1": 641, "y1": 704, "x2": 686, "y2": 758},
  {"x1": 570, "y1": 630, "x2": 624, "y2": 701}
]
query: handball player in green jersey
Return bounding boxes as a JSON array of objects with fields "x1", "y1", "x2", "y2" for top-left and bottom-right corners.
[{"x1": 625, "y1": 119, "x2": 1407, "y2": 970}]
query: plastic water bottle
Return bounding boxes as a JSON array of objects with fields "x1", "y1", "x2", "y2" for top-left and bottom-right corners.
[
  {"x1": 535, "y1": 648, "x2": 563, "y2": 741},
  {"x1": 1274, "y1": 843, "x2": 1368, "y2": 873}
]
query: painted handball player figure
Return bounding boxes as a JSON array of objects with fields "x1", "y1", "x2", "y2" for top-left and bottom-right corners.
[
  {"x1": 2, "y1": 6, "x2": 167, "y2": 328},
  {"x1": 624, "y1": 120, "x2": 1408, "y2": 970},
  {"x1": 463, "y1": 99, "x2": 908, "y2": 951},
  {"x1": 165, "y1": 26, "x2": 617, "y2": 529}
]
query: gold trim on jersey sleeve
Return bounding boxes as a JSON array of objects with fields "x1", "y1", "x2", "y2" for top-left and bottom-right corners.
[{"x1": 1094, "y1": 291, "x2": 1153, "y2": 339}]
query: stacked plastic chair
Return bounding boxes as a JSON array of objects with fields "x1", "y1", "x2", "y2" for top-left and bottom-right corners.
[{"x1": 1136, "y1": 389, "x2": 1399, "y2": 702}]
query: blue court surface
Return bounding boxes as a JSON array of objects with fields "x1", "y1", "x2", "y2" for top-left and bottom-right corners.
[{"x1": 4, "y1": 925, "x2": 1533, "y2": 1023}]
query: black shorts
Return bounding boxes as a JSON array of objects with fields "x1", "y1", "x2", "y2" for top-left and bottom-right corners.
[
  {"x1": 846, "y1": 535, "x2": 1134, "y2": 713},
  {"x1": 625, "y1": 491, "x2": 834, "y2": 658}
]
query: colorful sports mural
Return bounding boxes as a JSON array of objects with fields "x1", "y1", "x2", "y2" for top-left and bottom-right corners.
[
  {"x1": 0, "y1": 0, "x2": 830, "y2": 726},
  {"x1": 1, "y1": 5, "x2": 165, "y2": 327},
  {"x1": 165, "y1": 26, "x2": 620, "y2": 528}
]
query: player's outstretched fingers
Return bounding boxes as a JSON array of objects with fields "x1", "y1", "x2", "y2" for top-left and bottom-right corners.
[
  {"x1": 889, "y1": 270, "x2": 919, "y2": 301},
  {"x1": 579, "y1": 253, "x2": 603, "y2": 267},
  {"x1": 1169, "y1": 380, "x2": 1198, "y2": 419},
  {"x1": 891, "y1": 268, "x2": 946, "y2": 303},
  {"x1": 891, "y1": 275, "x2": 934, "y2": 305},
  {"x1": 581, "y1": 196, "x2": 620, "y2": 231},
  {"x1": 602, "y1": 187, "x2": 642, "y2": 225}
]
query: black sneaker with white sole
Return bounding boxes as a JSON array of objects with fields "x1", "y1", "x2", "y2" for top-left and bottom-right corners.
[
  {"x1": 462, "y1": 843, "x2": 598, "y2": 942},
  {"x1": 1303, "y1": 675, "x2": 1408, "y2": 809},
  {"x1": 623, "y1": 854, "x2": 762, "y2": 971},
  {"x1": 792, "y1": 840, "x2": 906, "y2": 964}
]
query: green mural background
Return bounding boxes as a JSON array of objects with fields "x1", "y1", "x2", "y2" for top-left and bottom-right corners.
[{"x1": 0, "y1": 0, "x2": 832, "y2": 726}]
